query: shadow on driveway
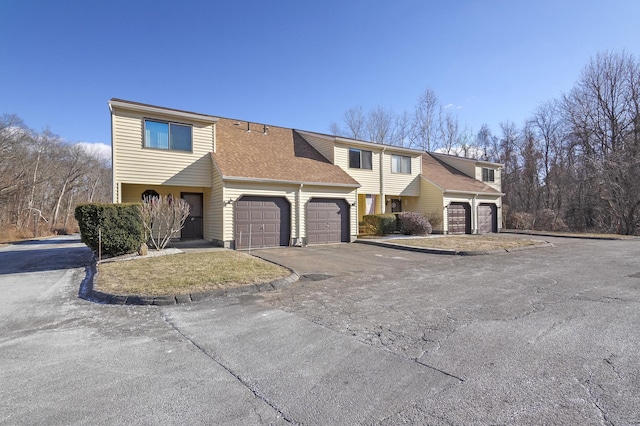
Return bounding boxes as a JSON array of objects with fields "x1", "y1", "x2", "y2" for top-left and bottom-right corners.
[{"x1": 0, "y1": 237, "x2": 93, "y2": 275}]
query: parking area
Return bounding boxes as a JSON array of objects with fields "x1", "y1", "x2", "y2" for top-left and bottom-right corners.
[
  {"x1": 255, "y1": 237, "x2": 640, "y2": 424},
  {"x1": 1, "y1": 235, "x2": 639, "y2": 424}
]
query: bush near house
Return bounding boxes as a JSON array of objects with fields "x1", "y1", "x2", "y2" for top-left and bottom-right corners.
[
  {"x1": 398, "y1": 211, "x2": 432, "y2": 235},
  {"x1": 362, "y1": 214, "x2": 399, "y2": 236},
  {"x1": 75, "y1": 203, "x2": 145, "y2": 257}
]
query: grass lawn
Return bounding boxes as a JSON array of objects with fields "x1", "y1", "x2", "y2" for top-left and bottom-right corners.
[
  {"x1": 95, "y1": 250, "x2": 291, "y2": 296},
  {"x1": 391, "y1": 235, "x2": 547, "y2": 251}
]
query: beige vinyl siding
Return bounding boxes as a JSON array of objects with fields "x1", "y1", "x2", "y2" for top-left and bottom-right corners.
[
  {"x1": 415, "y1": 178, "x2": 445, "y2": 231},
  {"x1": 335, "y1": 144, "x2": 380, "y2": 193},
  {"x1": 112, "y1": 109, "x2": 214, "y2": 187},
  {"x1": 441, "y1": 193, "x2": 502, "y2": 233},
  {"x1": 220, "y1": 181, "x2": 357, "y2": 246},
  {"x1": 437, "y1": 156, "x2": 476, "y2": 178},
  {"x1": 120, "y1": 183, "x2": 208, "y2": 239},
  {"x1": 383, "y1": 154, "x2": 421, "y2": 196},
  {"x1": 299, "y1": 186, "x2": 357, "y2": 242},
  {"x1": 299, "y1": 132, "x2": 335, "y2": 162},
  {"x1": 120, "y1": 183, "x2": 208, "y2": 203},
  {"x1": 482, "y1": 167, "x2": 502, "y2": 192},
  {"x1": 204, "y1": 164, "x2": 224, "y2": 243},
  {"x1": 221, "y1": 182, "x2": 298, "y2": 243}
]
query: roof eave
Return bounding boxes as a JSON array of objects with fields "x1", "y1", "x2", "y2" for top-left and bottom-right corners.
[
  {"x1": 297, "y1": 130, "x2": 424, "y2": 155},
  {"x1": 222, "y1": 175, "x2": 360, "y2": 188},
  {"x1": 444, "y1": 189, "x2": 504, "y2": 196},
  {"x1": 109, "y1": 99, "x2": 219, "y2": 123},
  {"x1": 431, "y1": 152, "x2": 504, "y2": 168}
]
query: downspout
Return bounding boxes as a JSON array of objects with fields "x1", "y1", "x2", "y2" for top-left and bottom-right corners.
[
  {"x1": 380, "y1": 147, "x2": 386, "y2": 213},
  {"x1": 296, "y1": 183, "x2": 303, "y2": 246},
  {"x1": 109, "y1": 103, "x2": 119, "y2": 203},
  {"x1": 472, "y1": 193, "x2": 478, "y2": 234}
]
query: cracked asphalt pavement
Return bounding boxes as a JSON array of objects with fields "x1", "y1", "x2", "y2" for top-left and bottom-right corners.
[{"x1": 1, "y1": 235, "x2": 639, "y2": 425}]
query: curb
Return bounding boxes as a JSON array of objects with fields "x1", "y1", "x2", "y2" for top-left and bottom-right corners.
[
  {"x1": 499, "y1": 229, "x2": 635, "y2": 240},
  {"x1": 79, "y1": 256, "x2": 299, "y2": 306},
  {"x1": 355, "y1": 238, "x2": 554, "y2": 256},
  {"x1": 355, "y1": 239, "x2": 456, "y2": 255}
]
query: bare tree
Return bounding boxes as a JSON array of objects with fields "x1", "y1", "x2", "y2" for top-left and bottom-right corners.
[
  {"x1": 476, "y1": 124, "x2": 499, "y2": 162},
  {"x1": 343, "y1": 106, "x2": 366, "y2": 140},
  {"x1": 562, "y1": 50, "x2": 640, "y2": 233},
  {"x1": 391, "y1": 110, "x2": 413, "y2": 147},
  {"x1": 0, "y1": 115, "x2": 112, "y2": 240},
  {"x1": 412, "y1": 88, "x2": 441, "y2": 151},
  {"x1": 439, "y1": 111, "x2": 459, "y2": 155},
  {"x1": 366, "y1": 106, "x2": 395, "y2": 144}
]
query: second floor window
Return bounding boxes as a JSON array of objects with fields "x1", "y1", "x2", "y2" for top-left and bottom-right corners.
[
  {"x1": 144, "y1": 119, "x2": 192, "y2": 152},
  {"x1": 482, "y1": 168, "x2": 495, "y2": 182},
  {"x1": 349, "y1": 148, "x2": 372, "y2": 169},
  {"x1": 391, "y1": 155, "x2": 411, "y2": 174}
]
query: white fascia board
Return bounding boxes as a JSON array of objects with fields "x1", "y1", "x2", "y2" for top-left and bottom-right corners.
[
  {"x1": 431, "y1": 152, "x2": 504, "y2": 168},
  {"x1": 297, "y1": 130, "x2": 423, "y2": 156},
  {"x1": 444, "y1": 189, "x2": 505, "y2": 197},
  {"x1": 109, "y1": 100, "x2": 219, "y2": 124},
  {"x1": 336, "y1": 138, "x2": 424, "y2": 155},
  {"x1": 222, "y1": 175, "x2": 361, "y2": 189}
]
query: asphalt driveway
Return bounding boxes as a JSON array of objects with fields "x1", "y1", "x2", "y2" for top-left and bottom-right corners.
[
  {"x1": 255, "y1": 237, "x2": 640, "y2": 425},
  {"x1": 1, "y1": 235, "x2": 639, "y2": 425}
]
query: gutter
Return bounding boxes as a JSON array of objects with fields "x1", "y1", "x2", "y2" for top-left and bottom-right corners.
[{"x1": 221, "y1": 175, "x2": 360, "y2": 188}]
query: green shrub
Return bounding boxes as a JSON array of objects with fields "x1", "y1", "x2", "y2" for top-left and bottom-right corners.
[
  {"x1": 398, "y1": 211, "x2": 432, "y2": 235},
  {"x1": 75, "y1": 203, "x2": 145, "y2": 257},
  {"x1": 362, "y1": 214, "x2": 398, "y2": 236}
]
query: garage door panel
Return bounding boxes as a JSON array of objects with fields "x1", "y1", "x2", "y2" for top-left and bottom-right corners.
[
  {"x1": 478, "y1": 204, "x2": 497, "y2": 234},
  {"x1": 448, "y1": 203, "x2": 471, "y2": 234},
  {"x1": 235, "y1": 196, "x2": 290, "y2": 249},
  {"x1": 307, "y1": 198, "x2": 349, "y2": 244}
]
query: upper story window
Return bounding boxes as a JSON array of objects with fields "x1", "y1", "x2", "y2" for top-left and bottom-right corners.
[
  {"x1": 349, "y1": 148, "x2": 372, "y2": 169},
  {"x1": 482, "y1": 167, "x2": 495, "y2": 182},
  {"x1": 391, "y1": 155, "x2": 411, "y2": 174},
  {"x1": 144, "y1": 119, "x2": 192, "y2": 152}
]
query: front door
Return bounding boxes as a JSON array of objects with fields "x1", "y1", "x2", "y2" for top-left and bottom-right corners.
[
  {"x1": 390, "y1": 198, "x2": 402, "y2": 213},
  {"x1": 181, "y1": 192, "x2": 203, "y2": 239}
]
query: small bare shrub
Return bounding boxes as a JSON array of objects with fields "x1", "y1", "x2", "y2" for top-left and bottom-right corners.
[
  {"x1": 362, "y1": 214, "x2": 398, "y2": 236},
  {"x1": 508, "y1": 212, "x2": 533, "y2": 230},
  {"x1": 423, "y1": 211, "x2": 443, "y2": 227},
  {"x1": 140, "y1": 195, "x2": 191, "y2": 250},
  {"x1": 533, "y1": 209, "x2": 569, "y2": 231},
  {"x1": 398, "y1": 211, "x2": 432, "y2": 235}
]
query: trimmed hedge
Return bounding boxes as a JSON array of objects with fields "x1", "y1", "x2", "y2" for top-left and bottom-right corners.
[
  {"x1": 363, "y1": 214, "x2": 398, "y2": 236},
  {"x1": 75, "y1": 203, "x2": 145, "y2": 257}
]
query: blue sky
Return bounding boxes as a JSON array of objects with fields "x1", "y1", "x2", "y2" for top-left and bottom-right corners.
[{"x1": 1, "y1": 0, "x2": 639, "y2": 155}]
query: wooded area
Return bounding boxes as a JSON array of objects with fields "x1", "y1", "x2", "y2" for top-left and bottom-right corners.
[
  {"x1": 331, "y1": 50, "x2": 640, "y2": 235},
  {"x1": 0, "y1": 115, "x2": 111, "y2": 241}
]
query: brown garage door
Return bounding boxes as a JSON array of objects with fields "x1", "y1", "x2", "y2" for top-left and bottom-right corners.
[
  {"x1": 306, "y1": 198, "x2": 350, "y2": 244},
  {"x1": 477, "y1": 203, "x2": 497, "y2": 234},
  {"x1": 235, "y1": 196, "x2": 290, "y2": 249},
  {"x1": 448, "y1": 202, "x2": 471, "y2": 234}
]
